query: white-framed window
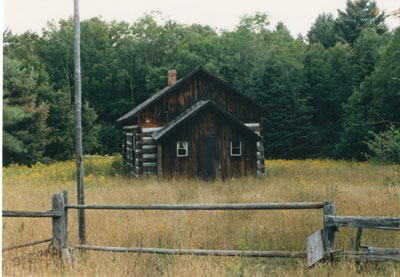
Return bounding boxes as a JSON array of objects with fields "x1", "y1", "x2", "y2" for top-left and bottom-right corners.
[
  {"x1": 177, "y1": 141, "x2": 189, "y2": 157},
  {"x1": 230, "y1": 140, "x2": 242, "y2": 156}
]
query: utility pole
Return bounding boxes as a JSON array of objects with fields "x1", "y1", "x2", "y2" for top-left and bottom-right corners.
[{"x1": 74, "y1": 0, "x2": 86, "y2": 244}]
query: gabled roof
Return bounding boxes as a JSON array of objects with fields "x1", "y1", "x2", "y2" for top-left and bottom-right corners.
[
  {"x1": 152, "y1": 100, "x2": 262, "y2": 142},
  {"x1": 116, "y1": 67, "x2": 267, "y2": 123}
]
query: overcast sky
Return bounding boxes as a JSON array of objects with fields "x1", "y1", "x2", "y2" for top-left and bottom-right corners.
[{"x1": 3, "y1": 0, "x2": 400, "y2": 37}]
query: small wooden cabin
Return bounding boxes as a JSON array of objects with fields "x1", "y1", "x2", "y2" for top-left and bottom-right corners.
[{"x1": 117, "y1": 67, "x2": 266, "y2": 180}]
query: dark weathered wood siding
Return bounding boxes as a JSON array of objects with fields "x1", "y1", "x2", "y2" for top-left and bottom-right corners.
[
  {"x1": 160, "y1": 106, "x2": 257, "y2": 180},
  {"x1": 120, "y1": 68, "x2": 265, "y2": 179},
  {"x1": 137, "y1": 70, "x2": 263, "y2": 128}
]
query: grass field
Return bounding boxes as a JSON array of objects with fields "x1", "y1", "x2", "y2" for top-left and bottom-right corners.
[{"x1": 2, "y1": 156, "x2": 400, "y2": 276}]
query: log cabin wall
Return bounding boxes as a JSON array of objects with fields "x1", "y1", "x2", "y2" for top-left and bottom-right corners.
[
  {"x1": 160, "y1": 106, "x2": 257, "y2": 180},
  {"x1": 122, "y1": 125, "x2": 139, "y2": 177}
]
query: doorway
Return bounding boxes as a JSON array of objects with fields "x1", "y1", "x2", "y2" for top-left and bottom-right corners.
[{"x1": 199, "y1": 136, "x2": 220, "y2": 180}]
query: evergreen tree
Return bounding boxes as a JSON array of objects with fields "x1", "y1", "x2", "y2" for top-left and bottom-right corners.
[
  {"x1": 3, "y1": 92, "x2": 27, "y2": 158},
  {"x1": 307, "y1": 13, "x2": 337, "y2": 48},
  {"x1": 334, "y1": 0, "x2": 386, "y2": 45},
  {"x1": 351, "y1": 27, "x2": 389, "y2": 88},
  {"x1": 259, "y1": 27, "x2": 317, "y2": 158},
  {"x1": 5, "y1": 30, "x2": 78, "y2": 161},
  {"x1": 3, "y1": 57, "x2": 49, "y2": 165},
  {"x1": 304, "y1": 42, "x2": 354, "y2": 156},
  {"x1": 336, "y1": 28, "x2": 400, "y2": 159},
  {"x1": 219, "y1": 15, "x2": 317, "y2": 158},
  {"x1": 43, "y1": 88, "x2": 75, "y2": 160}
]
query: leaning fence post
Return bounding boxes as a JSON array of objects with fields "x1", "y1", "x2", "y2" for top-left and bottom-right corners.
[
  {"x1": 52, "y1": 193, "x2": 71, "y2": 264},
  {"x1": 323, "y1": 201, "x2": 336, "y2": 253}
]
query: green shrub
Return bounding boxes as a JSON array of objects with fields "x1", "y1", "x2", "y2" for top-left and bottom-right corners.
[
  {"x1": 111, "y1": 155, "x2": 130, "y2": 176},
  {"x1": 364, "y1": 124, "x2": 400, "y2": 164},
  {"x1": 84, "y1": 155, "x2": 127, "y2": 177}
]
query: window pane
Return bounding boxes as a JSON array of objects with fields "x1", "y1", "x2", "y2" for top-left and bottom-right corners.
[
  {"x1": 230, "y1": 140, "x2": 241, "y2": 156},
  {"x1": 231, "y1": 141, "x2": 241, "y2": 148},
  {"x1": 231, "y1": 148, "x2": 240, "y2": 155},
  {"x1": 177, "y1": 141, "x2": 188, "y2": 157}
]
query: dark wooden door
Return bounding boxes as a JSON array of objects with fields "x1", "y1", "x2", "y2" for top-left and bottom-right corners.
[{"x1": 199, "y1": 136, "x2": 219, "y2": 180}]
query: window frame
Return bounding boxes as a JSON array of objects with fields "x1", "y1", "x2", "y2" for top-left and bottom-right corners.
[
  {"x1": 176, "y1": 140, "x2": 189, "y2": 157},
  {"x1": 230, "y1": 140, "x2": 242, "y2": 157}
]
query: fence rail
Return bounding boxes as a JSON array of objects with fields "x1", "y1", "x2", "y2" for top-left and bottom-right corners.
[
  {"x1": 2, "y1": 238, "x2": 53, "y2": 252},
  {"x1": 333, "y1": 251, "x2": 400, "y2": 262},
  {"x1": 66, "y1": 201, "x2": 329, "y2": 211},
  {"x1": 325, "y1": 215, "x2": 400, "y2": 230},
  {"x1": 2, "y1": 211, "x2": 62, "y2": 218},
  {"x1": 74, "y1": 245, "x2": 307, "y2": 258}
]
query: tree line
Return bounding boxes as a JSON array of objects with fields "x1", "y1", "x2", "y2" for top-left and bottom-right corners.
[{"x1": 3, "y1": 0, "x2": 400, "y2": 166}]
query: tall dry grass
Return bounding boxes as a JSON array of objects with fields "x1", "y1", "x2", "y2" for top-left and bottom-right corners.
[{"x1": 2, "y1": 157, "x2": 400, "y2": 276}]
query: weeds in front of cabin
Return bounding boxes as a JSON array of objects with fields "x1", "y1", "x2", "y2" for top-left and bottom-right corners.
[
  {"x1": 2, "y1": 155, "x2": 125, "y2": 189},
  {"x1": 2, "y1": 158, "x2": 400, "y2": 276}
]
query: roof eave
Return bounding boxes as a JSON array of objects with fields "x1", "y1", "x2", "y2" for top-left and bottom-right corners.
[{"x1": 116, "y1": 68, "x2": 205, "y2": 124}]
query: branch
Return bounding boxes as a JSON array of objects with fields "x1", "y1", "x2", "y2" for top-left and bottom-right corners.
[
  {"x1": 386, "y1": 9, "x2": 400, "y2": 19},
  {"x1": 349, "y1": 120, "x2": 400, "y2": 126}
]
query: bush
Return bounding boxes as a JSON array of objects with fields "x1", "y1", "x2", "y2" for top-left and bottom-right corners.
[
  {"x1": 84, "y1": 155, "x2": 128, "y2": 177},
  {"x1": 111, "y1": 155, "x2": 130, "y2": 176},
  {"x1": 364, "y1": 124, "x2": 400, "y2": 164}
]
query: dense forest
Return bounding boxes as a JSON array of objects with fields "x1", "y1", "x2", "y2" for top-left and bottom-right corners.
[{"x1": 3, "y1": 0, "x2": 400, "y2": 166}]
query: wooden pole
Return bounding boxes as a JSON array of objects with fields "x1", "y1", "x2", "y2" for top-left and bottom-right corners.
[
  {"x1": 323, "y1": 203, "x2": 336, "y2": 252},
  {"x1": 332, "y1": 251, "x2": 400, "y2": 262},
  {"x1": 74, "y1": 245, "x2": 307, "y2": 258},
  {"x1": 2, "y1": 211, "x2": 62, "y2": 217},
  {"x1": 62, "y1": 191, "x2": 69, "y2": 246},
  {"x1": 2, "y1": 238, "x2": 53, "y2": 252},
  {"x1": 52, "y1": 194, "x2": 66, "y2": 251},
  {"x1": 324, "y1": 215, "x2": 400, "y2": 229},
  {"x1": 65, "y1": 201, "x2": 329, "y2": 211},
  {"x1": 52, "y1": 194, "x2": 72, "y2": 264},
  {"x1": 74, "y1": 0, "x2": 86, "y2": 244}
]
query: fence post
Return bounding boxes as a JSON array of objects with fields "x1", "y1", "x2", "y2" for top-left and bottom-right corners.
[
  {"x1": 323, "y1": 201, "x2": 336, "y2": 253},
  {"x1": 62, "y1": 191, "x2": 69, "y2": 246},
  {"x1": 52, "y1": 193, "x2": 71, "y2": 264}
]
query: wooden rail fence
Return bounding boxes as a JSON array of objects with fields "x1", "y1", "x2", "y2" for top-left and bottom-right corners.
[
  {"x1": 2, "y1": 191, "x2": 399, "y2": 267},
  {"x1": 67, "y1": 199, "x2": 331, "y2": 260},
  {"x1": 323, "y1": 215, "x2": 400, "y2": 263},
  {"x1": 2, "y1": 192, "x2": 71, "y2": 264}
]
